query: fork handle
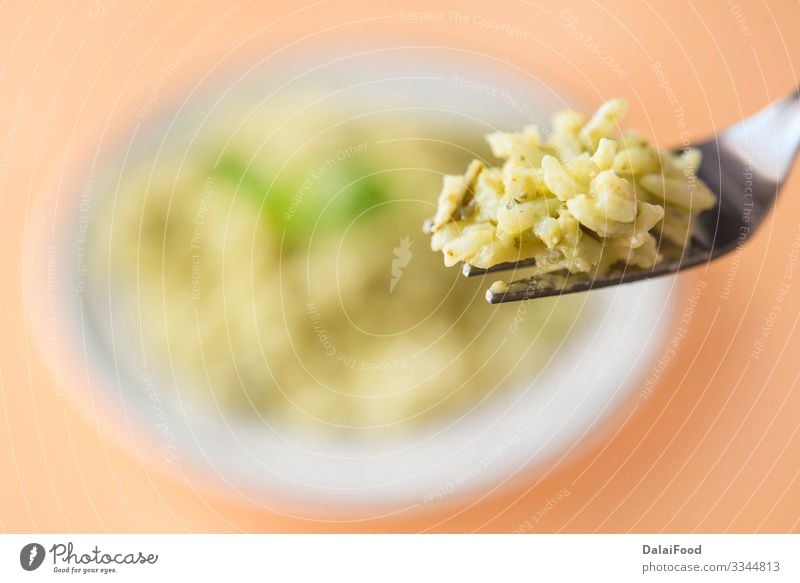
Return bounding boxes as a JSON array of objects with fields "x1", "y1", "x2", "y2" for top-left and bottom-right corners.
[{"x1": 723, "y1": 87, "x2": 800, "y2": 185}]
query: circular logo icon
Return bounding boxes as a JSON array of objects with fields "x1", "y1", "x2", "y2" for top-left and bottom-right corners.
[{"x1": 20, "y1": 543, "x2": 46, "y2": 571}]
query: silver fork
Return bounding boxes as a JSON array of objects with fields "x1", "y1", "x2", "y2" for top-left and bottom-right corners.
[{"x1": 468, "y1": 88, "x2": 800, "y2": 304}]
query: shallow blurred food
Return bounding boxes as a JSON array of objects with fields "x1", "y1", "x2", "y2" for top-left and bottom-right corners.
[{"x1": 88, "y1": 91, "x2": 588, "y2": 436}]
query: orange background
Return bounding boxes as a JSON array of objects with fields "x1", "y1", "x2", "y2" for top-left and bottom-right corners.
[{"x1": 1, "y1": 0, "x2": 799, "y2": 532}]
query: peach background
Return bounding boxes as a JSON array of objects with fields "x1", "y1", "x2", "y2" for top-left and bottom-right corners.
[{"x1": 1, "y1": 0, "x2": 799, "y2": 532}]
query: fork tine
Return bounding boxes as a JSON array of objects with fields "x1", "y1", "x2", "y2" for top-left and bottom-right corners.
[
  {"x1": 485, "y1": 262, "x2": 687, "y2": 303},
  {"x1": 462, "y1": 258, "x2": 536, "y2": 277},
  {"x1": 485, "y1": 280, "x2": 547, "y2": 304},
  {"x1": 485, "y1": 274, "x2": 595, "y2": 304}
]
